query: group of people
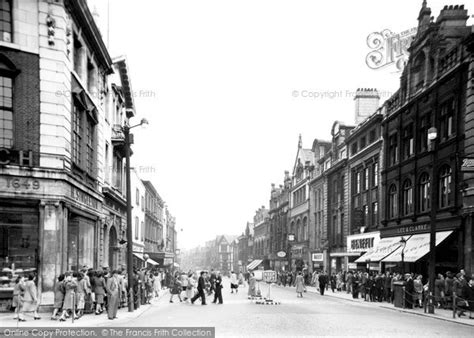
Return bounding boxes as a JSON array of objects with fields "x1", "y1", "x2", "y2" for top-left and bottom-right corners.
[
  {"x1": 11, "y1": 266, "x2": 173, "y2": 322},
  {"x1": 277, "y1": 268, "x2": 474, "y2": 318},
  {"x1": 167, "y1": 270, "x2": 247, "y2": 305}
]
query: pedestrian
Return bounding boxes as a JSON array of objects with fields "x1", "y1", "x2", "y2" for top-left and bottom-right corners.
[
  {"x1": 186, "y1": 273, "x2": 196, "y2": 302},
  {"x1": 230, "y1": 271, "x2": 239, "y2": 293},
  {"x1": 346, "y1": 271, "x2": 353, "y2": 295},
  {"x1": 336, "y1": 272, "x2": 343, "y2": 292},
  {"x1": 154, "y1": 271, "x2": 162, "y2": 297},
  {"x1": 295, "y1": 272, "x2": 305, "y2": 298},
  {"x1": 248, "y1": 272, "x2": 257, "y2": 297},
  {"x1": 434, "y1": 273, "x2": 446, "y2": 309},
  {"x1": 384, "y1": 272, "x2": 392, "y2": 302},
  {"x1": 92, "y1": 271, "x2": 106, "y2": 314},
  {"x1": 169, "y1": 273, "x2": 183, "y2": 303},
  {"x1": 414, "y1": 274, "x2": 424, "y2": 308},
  {"x1": 318, "y1": 271, "x2": 328, "y2": 296},
  {"x1": 106, "y1": 270, "x2": 119, "y2": 320},
  {"x1": 180, "y1": 272, "x2": 189, "y2": 301},
  {"x1": 51, "y1": 274, "x2": 65, "y2": 320},
  {"x1": 405, "y1": 273, "x2": 414, "y2": 309},
  {"x1": 21, "y1": 274, "x2": 40, "y2": 321},
  {"x1": 330, "y1": 273, "x2": 336, "y2": 292},
  {"x1": 191, "y1": 271, "x2": 207, "y2": 305},
  {"x1": 209, "y1": 269, "x2": 216, "y2": 296},
  {"x1": 12, "y1": 276, "x2": 25, "y2": 321},
  {"x1": 445, "y1": 271, "x2": 454, "y2": 309},
  {"x1": 238, "y1": 271, "x2": 245, "y2": 288},
  {"x1": 59, "y1": 273, "x2": 77, "y2": 321},
  {"x1": 75, "y1": 272, "x2": 87, "y2": 318},
  {"x1": 213, "y1": 271, "x2": 224, "y2": 304}
]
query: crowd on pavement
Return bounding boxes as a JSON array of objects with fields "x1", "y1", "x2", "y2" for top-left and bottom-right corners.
[
  {"x1": 10, "y1": 266, "x2": 175, "y2": 322},
  {"x1": 277, "y1": 268, "x2": 474, "y2": 318}
]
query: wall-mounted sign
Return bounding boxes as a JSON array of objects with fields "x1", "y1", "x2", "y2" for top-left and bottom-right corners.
[
  {"x1": 461, "y1": 158, "x2": 474, "y2": 172},
  {"x1": 312, "y1": 253, "x2": 324, "y2": 262},
  {"x1": 277, "y1": 251, "x2": 286, "y2": 258},
  {"x1": 347, "y1": 232, "x2": 380, "y2": 253}
]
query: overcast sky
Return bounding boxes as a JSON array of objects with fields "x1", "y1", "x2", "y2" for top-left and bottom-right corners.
[{"x1": 89, "y1": 0, "x2": 472, "y2": 249}]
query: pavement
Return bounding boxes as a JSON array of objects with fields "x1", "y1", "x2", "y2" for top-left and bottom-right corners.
[
  {"x1": 297, "y1": 284, "x2": 474, "y2": 327},
  {"x1": 1, "y1": 282, "x2": 473, "y2": 337}
]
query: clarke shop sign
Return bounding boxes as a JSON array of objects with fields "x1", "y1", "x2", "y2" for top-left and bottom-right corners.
[{"x1": 347, "y1": 232, "x2": 380, "y2": 253}]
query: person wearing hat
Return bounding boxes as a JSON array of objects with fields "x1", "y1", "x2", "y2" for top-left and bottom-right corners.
[
  {"x1": 445, "y1": 271, "x2": 454, "y2": 309},
  {"x1": 106, "y1": 270, "x2": 119, "y2": 320},
  {"x1": 404, "y1": 273, "x2": 414, "y2": 309}
]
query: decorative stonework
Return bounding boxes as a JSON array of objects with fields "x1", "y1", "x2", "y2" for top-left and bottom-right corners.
[{"x1": 46, "y1": 13, "x2": 56, "y2": 45}]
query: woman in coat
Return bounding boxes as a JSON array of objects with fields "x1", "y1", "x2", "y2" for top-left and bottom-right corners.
[
  {"x1": 295, "y1": 272, "x2": 305, "y2": 298},
  {"x1": 21, "y1": 274, "x2": 40, "y2": 320},
  {"x1": 248, "y1": 272, "x2": 256, "y2": 297},
  {"x1": 106, "y1": 270, "x2": 119, "y2": 320},
  {"x1": 92, "y1": 271, "x2": 106, "y2": 314},
  {"x1": 51, "y1": 274, "x2": 65, "y2": 320},
  {"x1": 59, "y1": 273, "x2": 78, "y2": 321},
  {"x1": 169, "y1": 274, "x2": 182, "y2": 303},
  {"x1": 413, "y1": 274, "x2": 424, "y2": 308},
  {"x1": 76, "y1": 273, "x2": 88, "y2": 318},
  {"x1": 12, "y1": 276, "x2": 25, "y2": 321},
  {"x1": 186, "y1": 273, "x2": 196, "y2": 302}
]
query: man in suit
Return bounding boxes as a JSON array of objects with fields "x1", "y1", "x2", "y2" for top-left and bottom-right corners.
[
  {"x1": 319, "y1": 271, "x2": 328, "y2": 296},
  {"x1": 405, "y1": 273, "x2": 414, "y2": 309},
  {"x1": 212, "y1": 271, "x2": 223, "y2": 304},
  {"x1": 191, "y1": 271, "x2": 208, "y2": 305},
  {"x1": 208, "y1": 270, "x2": 216, "y2": 296}
]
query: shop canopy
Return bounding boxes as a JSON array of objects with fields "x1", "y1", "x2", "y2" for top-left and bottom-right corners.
[
  {"x1": 355, "y1": 236, "x2": 406, "y2": 263},
  {"x1": 382, "y1": 231, "x2": 453, "y2": 263},
  {"x1": 132, "y1": 253, "x2": 159, "y2": 266},
  {"x1": 247, "y1": 259, "x2": 263, "y2": 270}
]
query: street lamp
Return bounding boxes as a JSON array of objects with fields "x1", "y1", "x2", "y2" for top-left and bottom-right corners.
[
  {"x1": 287, "y1": 234, "x2": 295, "y2": 272},
  {"x1": 124, "y1": 118, "x2": 149, "y2": 312},
  {"x1": 427, "y1": 127, "x2": 438, "y2": 314},
  {"x1": 399, "y1": 237, "x2": 407, "y2": 275}
]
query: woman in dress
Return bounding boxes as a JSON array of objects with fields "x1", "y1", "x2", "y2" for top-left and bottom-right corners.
[
  {"x1": 12, "y1": 276, "x2": 25, "y2": 321},
  {"x1": 51, "y1": 274, "x2": 65, "y2": 320},
  {"x1": 76, "y1": 273, "x2": 87, "y2": 318},
  {"x1": 21, "y1": 274, "x2": 40, "y2": 320},
  {"x1": 186, "y1": 273, "x2": 196, "y2": 302},
  {"x1": 295, "y1": 272, "x2": 305, "y2": 298},
  {"x1": 92, "y1": 271, "x2": 106, "y2": 314},
  {"x1": 248, "y1": 272, "x2": 256, "y2": 298},
  {"x1": 59, "y1": 273, "x2": 78, "y2": 321},
  {"x1": 413, "y1": 274, "x2": 424, "y2": 308},
  {"x1": 169, "y1": 274, "x2": 182, "y2": 303},
  {"x1": 154, "y1": 272, "x2": 162, "y2": 297}
]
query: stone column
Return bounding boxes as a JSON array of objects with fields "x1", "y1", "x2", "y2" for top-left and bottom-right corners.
[
  {"x1": 38, "y1": 201, "x2": 64, "y2": 306},
  {"x1": 465, "y1": 214, "x2": 473, "y2": 275}
]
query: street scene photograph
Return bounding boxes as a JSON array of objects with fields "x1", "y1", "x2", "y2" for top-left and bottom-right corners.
[{"x1": 1, "y1": 0, "x2": 474, "y2": 337}]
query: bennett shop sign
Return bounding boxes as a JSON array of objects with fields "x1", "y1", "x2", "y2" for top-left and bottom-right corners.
[{"x1": 347, "y1": 232, "x2": 380, "y2": 253}]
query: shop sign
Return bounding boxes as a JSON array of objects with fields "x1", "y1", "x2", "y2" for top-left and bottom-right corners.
[
  {"x1": 276, "y1": 251, "x2": 286, "y2": 258},
  {"x1": 291, "y1": 245, "x2": 304, "y2": 258},
  {"x1": 71, "y1": 186, "x2": 101, "y2": 212},
  {"x1": 461, "y1": 158, "x2": 474, "y2": 172},
  {"x1": 263, "y1": 270, "x2": 277, "y2": 283},
  {"x1": 347, "y1": 232, "x2": 380, "y2": 253},
  {"x1": 347, "y1": 263, "x2": 357, "y2": 270},
  {"x1": 311, "y1": 253, "x2": 324, "y2": 262},
  {"x1": 396, "y1": 224, "x2": 428, "y2": 235}
]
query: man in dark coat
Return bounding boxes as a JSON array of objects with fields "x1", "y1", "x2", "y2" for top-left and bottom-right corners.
[
  {"x1": 405, "y1": 274, "x2": 414, "y2": 309},
  {"x1": 212, "y1": 272, "x2": 223, "y2": 304},
  {"x1": 318, "y1": 271, "x2": 328, "y2": 296},
  {"x1": 191, "y1": 271, "x2": 207, "y2": 305},
  {"x1": 209, "y1": 270, "x2": 216, "y2": 296}
]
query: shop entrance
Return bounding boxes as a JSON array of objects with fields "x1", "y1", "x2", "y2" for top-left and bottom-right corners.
[{"x1": 108, "y1": 226, "x2": 118, "y2": 270}]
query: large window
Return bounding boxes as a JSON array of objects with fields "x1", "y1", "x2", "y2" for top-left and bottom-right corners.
[
  {"x1": 0, "y1": 75, "x2": 13, "y2": 148},
  {"x1": 389, "y1": 134, "x2": 398, "y2": 166},
  {"x1": 72, "y1": 101, "x2": 97, "y2": 177},
  {"x1": 419, "y1": 115, "x2": 430, "y2": 152},
  {"x1": 364, "y1": 167, "x2": 369, "y2": 191},
  {"x1": 0, "y1": 0, "x2": 12, "y2": 43},
  {"x1": 355, "y1": 171, "x2": 361, "y2": 193},
  {"x1": 388, "y1": 184, "x2": 398, "y2": 219},
  {"x1": 372, "y1": 162, "x2": 379, "y2": 187},
  {"x1": 402, "y1": 179, "x2": 413, "y2": 215},
  {"x1": 440, "y1": 100, "x2": 455, "y2": 140},
  {"x1": 134, "y1": 217, "x2": 139, "y2": 240},
  {"x1": 439, "y1": 166, "x2": 452, "y2": 208},
  {"x1": 72, "y1": 105, "x2": 83, "y2": 166},
  {"x1": 418, "y1": 173, "x2": 430, "y2": 212},
  {"x1": 402, "y1": 124, "x2": 414, "y2": 159},
  {"x1": 372, "y1": 202, "x2": 378, "y2": 226}
]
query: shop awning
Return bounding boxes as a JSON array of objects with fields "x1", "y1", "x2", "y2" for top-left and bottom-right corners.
[
  {"x1": 382, "y1": 231, "x2": 453, "y2": 262},
  {"x1": 355, "y1": 236, "x2": 406, "y2": 263},
  {"x1": 247, "y1": 259, "x2": 263, "y2": 270},
  {"x1": 147, "y1": 258, "x2": 159, "y2": 266},
  {"x1": 133, "y1": 253, "x2": 145, "y2": 261}
]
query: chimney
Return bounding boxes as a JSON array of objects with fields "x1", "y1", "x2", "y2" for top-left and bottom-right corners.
[
  {"x1": 354, "y1": 88, "x2": 379, "y2": 124},
  {"x1": 436, "y1": 4, "x2": 468, "y2": 28}
]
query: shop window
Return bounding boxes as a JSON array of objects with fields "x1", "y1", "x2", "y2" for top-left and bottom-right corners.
[
  {"x1": 388, "y1": 184, "x2": 398, "y2": 219},
  {"x1": 402, "y1": 179, "x2": 413, "y2": 215},
  {"x1": 67, "y1": 216, "x2": 94, "y2": 272},
  {"x1": 0, "y1": 75, "x2": 13, "y2": 148},
  {"x1": 0, "y1": 0, "x2": 12, "y2": 43},
  {"x1": 418, "y1": 173, "x2": 430, "y2": 212},
  {"x1": 439, "y1": 165, "x2": 452, "y2": 208},
  {"x1": 0, "y1": 210, "x2": 38, "y2": 277}
]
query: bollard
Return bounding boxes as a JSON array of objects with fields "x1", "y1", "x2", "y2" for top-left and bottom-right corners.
[
  {"x1": 402, "y1": 287, "x2": 405, "y2": 309},
  {"x1": 71, "y1": 291, "x2": 75, "y2": 324},
  {"x1": 452, "y1": 294, "x2": 456, "y2": 318}
]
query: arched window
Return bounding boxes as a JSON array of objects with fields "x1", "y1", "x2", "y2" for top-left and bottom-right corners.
[
  {"x1": 418, "y1": 173, "x2": 430, "y2": 212},
  {"x1": 290, "y1": 221, "x2": 295, "y2": 239},
  {"x1": 402, "y1": 179, "x2": 413, "y2": 215},
  {"x1": 388, "y1": 184, "x2": 398, "y2": 219},
  {"x1": 439, "y1": 165, "x2": 452, "y2": 208}
]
